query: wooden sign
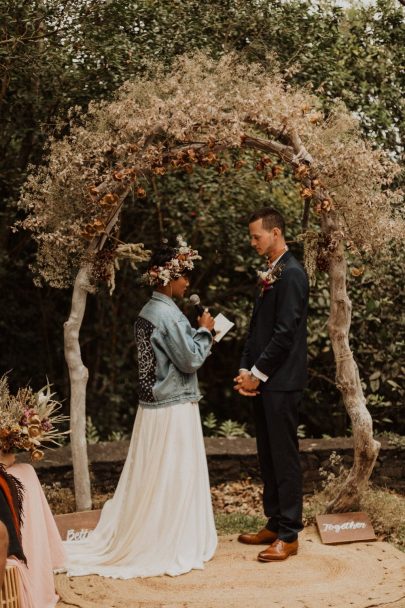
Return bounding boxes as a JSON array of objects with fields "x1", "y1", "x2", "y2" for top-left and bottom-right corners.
[
  {"x1": 316, "y1": 511, "x2": 376, "y2": 544},
  {"x1": 54, "y1": 509, "x2": 101, "y2": 541}
]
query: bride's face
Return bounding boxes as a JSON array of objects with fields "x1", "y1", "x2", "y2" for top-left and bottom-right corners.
[{"x1": 170, "y1": 275, "x2": 190, "y2": 298}]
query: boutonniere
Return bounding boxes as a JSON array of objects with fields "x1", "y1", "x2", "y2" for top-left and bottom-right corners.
[{"x1": 257, "y1": 264, "x2": 284, "y2": 297}]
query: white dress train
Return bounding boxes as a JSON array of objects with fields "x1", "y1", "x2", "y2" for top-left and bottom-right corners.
[{"x1": 64, "y1": 401, "x2": 217, "y2": 578}]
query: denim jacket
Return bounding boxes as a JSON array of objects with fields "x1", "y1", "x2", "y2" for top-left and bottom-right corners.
[{"x1": 134, "y1": 292, "x2": 213, "y2": 407}]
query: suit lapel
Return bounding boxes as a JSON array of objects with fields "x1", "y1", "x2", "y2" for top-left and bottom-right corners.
[
  {"x1": 274, "y1": 250, "x2": 291, "y2": 270},
  {"x1": 251, "y1": 251, "x2": 292, "y2": 320}
]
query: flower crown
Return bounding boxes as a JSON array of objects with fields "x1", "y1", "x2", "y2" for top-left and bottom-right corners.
[{"x1": 142, "y1": 236, "x2": 201, "y2": 287}]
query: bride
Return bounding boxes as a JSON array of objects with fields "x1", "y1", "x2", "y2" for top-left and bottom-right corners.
[{"x1": 64, "y1": 238, "x2": 217, "y2": 578}]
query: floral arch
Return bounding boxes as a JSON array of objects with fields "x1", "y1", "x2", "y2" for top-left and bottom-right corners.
[{"x1": 20, "y1": 53, "x2": 402, "y2": 511}]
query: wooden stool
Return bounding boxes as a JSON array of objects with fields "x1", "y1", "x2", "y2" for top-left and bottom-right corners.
[{"x1": 0, "y1": 564, "x2": 20, "y2": 608}]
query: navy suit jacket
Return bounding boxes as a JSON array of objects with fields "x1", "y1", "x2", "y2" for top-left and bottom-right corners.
[{"x1": 240, "y1": 251, "x2": 309, "y2": 392}]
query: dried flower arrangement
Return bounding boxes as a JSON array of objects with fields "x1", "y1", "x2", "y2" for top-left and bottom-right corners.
[{"x1": 0, "y1": 375, "x2": 69, "y2": 461}]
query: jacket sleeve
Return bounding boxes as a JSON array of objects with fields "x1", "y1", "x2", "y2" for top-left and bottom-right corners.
[
  {"x1": 239, "y1": 295, "x2": 260, "y2": 370},
  {"x1": 158, "y1": 316, "x2": 213, "y2": 374},
  {"x1": 240, "y1": 319, "x2": 253, "y2": 370},
  {"x1": 254, "y1": 267, "x2": 308, "y2": 377}
]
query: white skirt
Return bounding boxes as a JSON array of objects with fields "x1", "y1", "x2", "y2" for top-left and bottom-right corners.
[{"x1": 64, "y1": 401, "x2": 217, "y2": 579}]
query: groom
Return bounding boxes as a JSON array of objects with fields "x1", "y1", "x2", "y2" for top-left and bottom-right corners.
[{"x1": 234, "y1": 207, "x2": 308, "y2": 562}]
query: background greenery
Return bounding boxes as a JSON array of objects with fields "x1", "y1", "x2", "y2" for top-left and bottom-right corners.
[{"x1": 1, "y1": 0, "x2": 404, "y2": 438}]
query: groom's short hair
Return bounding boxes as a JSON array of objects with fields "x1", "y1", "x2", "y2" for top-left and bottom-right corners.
[{"x1": 249, "y1": 207, "x2": 285, "y2": 235}]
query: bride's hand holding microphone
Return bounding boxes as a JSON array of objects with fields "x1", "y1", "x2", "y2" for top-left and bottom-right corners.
[
  {"x1": 198, "y1": 309, "x2": 215, "y2": 332},
  {"x1": 190, "y1": 294, "x2": 215, "y2": 334}
]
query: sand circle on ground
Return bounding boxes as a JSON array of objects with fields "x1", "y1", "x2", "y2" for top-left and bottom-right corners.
[{"x1": 56, "y1": 527, "x2": 405, "y2": 608}]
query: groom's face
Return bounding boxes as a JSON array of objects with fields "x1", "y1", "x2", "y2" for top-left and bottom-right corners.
[{"x1": 249, "y1": 219, "x2": 277, "y2": 257}]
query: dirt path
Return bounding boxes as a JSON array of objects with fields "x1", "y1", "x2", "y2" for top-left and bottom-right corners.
[{"x1": 56, "y1": 527, "x2": 405, "y2": 608}]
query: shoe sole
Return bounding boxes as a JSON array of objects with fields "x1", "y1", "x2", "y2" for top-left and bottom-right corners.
[{"x1": 257, "y1": 551, "x2": 298, "y2": 562}]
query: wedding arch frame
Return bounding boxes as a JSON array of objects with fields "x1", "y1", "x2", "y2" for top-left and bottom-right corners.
[{"x1": 65, "y1": 119, "x2": 380, "y2": 512}]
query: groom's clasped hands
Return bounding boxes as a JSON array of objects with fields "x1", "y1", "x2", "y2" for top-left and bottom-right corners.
[{"x1": 233, "y1": 370, "x2": 260, "y2": 397}]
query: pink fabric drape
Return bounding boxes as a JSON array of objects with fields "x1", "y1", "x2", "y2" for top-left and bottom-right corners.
[{"x1": 6, "y1": 463, "x2": 66, "y2": 608}]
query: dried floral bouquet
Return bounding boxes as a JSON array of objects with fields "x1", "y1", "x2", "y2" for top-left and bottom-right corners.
[{"x1": 0, "y1": 374, "x2": 69, "y2": 461}]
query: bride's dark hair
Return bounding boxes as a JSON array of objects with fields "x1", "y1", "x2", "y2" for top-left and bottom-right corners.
[{"x1": 147, "y1": 245, "x2": 177, "y2": 271}]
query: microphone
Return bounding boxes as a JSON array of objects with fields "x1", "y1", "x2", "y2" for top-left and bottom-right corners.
[
  {"x1": 189, "y1": 294, "x2": 216, "y2": 336},
  {"x1": 189, "y1": 293, "x2": 205, "y2": 316}
]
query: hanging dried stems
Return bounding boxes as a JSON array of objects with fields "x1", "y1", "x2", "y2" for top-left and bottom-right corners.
[
  {"x1": 18, "y1": 52, "x2": 402, "y2": 287},
  {"x1": 18, "y1": 53, "x2": 403, "y2": 510}
]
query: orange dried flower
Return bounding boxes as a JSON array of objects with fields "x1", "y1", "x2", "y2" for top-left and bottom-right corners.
[
  {"x1": 153, "y1": 166, "x2": 166, "y2": 175},
  {"x1": 321, "y1": 199, "x2": 333, "y2": 212},
  {"x1": 216, "y1": 162, "x2": 229, "y2": 174},
  {"x1": 202, "y1": 152, "x2": 217, "y2": 164},
  {"x1": 301, "y1": 188, "x2": 313, "y2": 199},
  {"x1": 93, "y1": 219, "x2": 105, "y2": 232},
  {"x1": 31, "y1": 449, "x2": 44, "y2": 462},
  {"x1": 295, "y1": 164, "x2": 309, "y2": 178},
  {"x1": 234, "y1": 160, "x2": 246, "y2": 170},
  {"x1": 351, "y1": 266, "x2": 365, "y2": 277},
  {"x1": 309, "y1": 113, "x2": 322, "y2": 124},
  {"x1": 99, "y1": 193, "x2": 118, "y2": 208}
]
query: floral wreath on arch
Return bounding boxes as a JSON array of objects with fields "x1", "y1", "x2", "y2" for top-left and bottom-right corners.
[{"x1": 142, "y1": 236, "x2": 201, "y2": 287}]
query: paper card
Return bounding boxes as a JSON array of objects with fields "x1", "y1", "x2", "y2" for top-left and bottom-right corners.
[
  {"x1": 213, "y1": 313, "x2": 234, "y2": 342},
  {"x1": 316, "y1": 512, "x2": 376, "y2": 544}
]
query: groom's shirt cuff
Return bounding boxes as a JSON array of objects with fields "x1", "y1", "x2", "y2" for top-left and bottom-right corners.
[{"x1": 251, "y1": 365, "x2": 269, "y2": 383}]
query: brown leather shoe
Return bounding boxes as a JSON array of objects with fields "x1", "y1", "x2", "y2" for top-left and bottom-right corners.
[
  {"x1": 257, "y1": 539, "x2": 298, "y2": 561},
  {"x1": 238, "y1": 528, "x2": 278, "y2": 545}
]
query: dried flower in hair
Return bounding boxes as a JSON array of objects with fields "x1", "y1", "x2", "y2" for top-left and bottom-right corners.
[{"x1": 142, "y1": 235, "x2": 201, "y2": 287}]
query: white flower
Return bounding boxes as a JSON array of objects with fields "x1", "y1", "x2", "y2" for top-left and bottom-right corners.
[
  {"x1": 257, "y1": 270, "x2": 269, "y2": 281},
  {"x1": 37, "y1": 384, "x2": 51, "y2": 407},
  {"x1": 142, "y1": 237, "x2": 201, "y2": 286},
  {"x1": 176, "y1": 235, "x2": 188, "y2": 248}
]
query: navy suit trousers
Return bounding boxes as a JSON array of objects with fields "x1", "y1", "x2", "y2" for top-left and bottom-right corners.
[{"x1": 253, "y1": 390, "x2": 303, "y2": 542}]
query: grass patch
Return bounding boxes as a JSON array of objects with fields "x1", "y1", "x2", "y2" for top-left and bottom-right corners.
[
  {"x1": 215, "y1": 512, "x2": 266, "y2": 536},
  {"x1": 303, "y1": 453, "x2": 405, "y2": 552}
]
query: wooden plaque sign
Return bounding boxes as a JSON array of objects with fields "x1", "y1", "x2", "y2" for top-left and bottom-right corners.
[
  {"x1": 54, "y1": 509, "x2": 101, "y2": 541},
  {"x1": 316, "y1": 512, "x2": 376, "y2": 544}
]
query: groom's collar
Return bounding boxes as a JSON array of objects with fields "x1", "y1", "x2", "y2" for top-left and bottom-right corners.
[{"x1": 268, "y1": 248, "x2": 290, "y2": 270}]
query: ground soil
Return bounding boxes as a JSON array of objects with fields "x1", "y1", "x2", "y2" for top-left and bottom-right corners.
[{"x1": 55, "y1": 527, "x2": 405, "y2": 608}]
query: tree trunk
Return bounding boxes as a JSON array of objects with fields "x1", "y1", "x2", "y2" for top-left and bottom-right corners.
[
  {"x1": 323, "y1": 216, "x2": 380, "y2": 512},
  {"x1": 64, "y1": 265, "x2": 92, "y2": 511}
]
